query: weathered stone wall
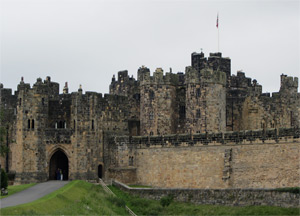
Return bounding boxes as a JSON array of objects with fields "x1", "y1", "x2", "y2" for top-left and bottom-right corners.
[
  {"x1": 185, "y1": 66, "x2": 226, "y2": 133},
  {"x1": 110, "y1": 128, "x2": 300, "y2": 189},
  {"x1": 113, "y1": 180, "x2": 300, "y2": 208},
  {"x1": 1, "y1": 50, "x2": 299, "y2": 186},
  {"x1": 109, "y1": 70, "x2": 141, "y2": 136},
  {"x1": 140, "y1": 68, "x2": 178, "y2": 136},
  {"x1": 226, "y1": 73, "x2": 299, "y2": 131}
]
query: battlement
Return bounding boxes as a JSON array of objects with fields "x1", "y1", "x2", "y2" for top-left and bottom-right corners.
[
  {"x1": 192, "y1": 52, "x2": 231, "y2": 81},
  {"x1": 280, "y1": 74, "x2": 298, "y2": 94},
  {"x1": 16, "y1": 77, "x2": 60, "y2": 98},
  {"x1": 185, "y1": 66, "x2": 226, "y2": 85},
  {"x1": 113, "y1": 127, "x2": 299, "y2": 148},
  {"x1": 139, "y1": 67, "x2": 182, "y2": 86}
]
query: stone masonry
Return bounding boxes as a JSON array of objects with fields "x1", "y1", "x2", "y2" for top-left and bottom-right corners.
[{"x1": 0, "y1": 51, "x2": 299, "y2": 189}]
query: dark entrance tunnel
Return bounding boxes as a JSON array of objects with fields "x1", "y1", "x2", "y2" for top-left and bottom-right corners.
[
  {"x1": 98, "y1": 164, "x2": 103, "y2": 179},
  {"x1": 49, "y1": 150, "x2": 69, "y2": 180}
]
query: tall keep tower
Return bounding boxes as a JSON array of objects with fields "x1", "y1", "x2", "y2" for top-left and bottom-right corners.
[{"x1": 186, "y1": 52, "x2": 227, "y2": 133}]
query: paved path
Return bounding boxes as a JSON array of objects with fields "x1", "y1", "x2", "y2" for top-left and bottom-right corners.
[{"x1": 0, "y1": 180, "x2": 69, "y2": 208}]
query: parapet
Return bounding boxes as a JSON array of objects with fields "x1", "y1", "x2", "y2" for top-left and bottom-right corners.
[
  {"x1": 118, "y1": 70, "x2": 129, "y2": 82},
  {"x1": 32, "y1": 77, "x2": 60, "y2": 96},
  {"x1": 139, "y1": 67, "x2": 180, "y2": 86},
  {"x1": 114, "y1": 127, "x2": 299, "y2": 148},
  {"x1": 280, "y1": 74, "x2": 298, "y2": 94},
  {"x1": 137, "y1": 66, "x2": 150, "y2": 82},
  {"x1": 209, "y1": 52, "x2": 222, "y2": 57}
]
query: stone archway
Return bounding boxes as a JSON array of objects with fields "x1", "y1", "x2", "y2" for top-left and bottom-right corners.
[{"x1": 49, "y1": 149, "x2": 69, "y2": 180}]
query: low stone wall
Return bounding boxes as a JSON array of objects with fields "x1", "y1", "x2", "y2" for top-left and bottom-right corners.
[{"x1": 113, "y1": 180, "x2": 300, "y2": 208}]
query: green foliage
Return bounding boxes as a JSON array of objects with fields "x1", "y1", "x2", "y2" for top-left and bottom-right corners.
[
  {"x1": 108, "y1": 185, "x2": 300, "y2": 215},
  {"x1": 1, "y1": 180, "x2": 129, "y2": 215},
  {"x1": 274, "y1": 187, "x2": 300, "y2": 194},
  {"x1": 160, "y1": 194, "x2": 174, "y2": 207},
  {"x1": 107, "y1": 196, "x2": 126, "y2": 207},
  {"x1": 1, "y1": 168, "x2": 8, "y2": 189},
  {"x1": 7, "y1": 171, "x2": 15, "y2": 181}
]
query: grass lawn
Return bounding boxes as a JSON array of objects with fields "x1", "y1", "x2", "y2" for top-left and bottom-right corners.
[
  {"x1": 109, "y1": 185, "x2": 300, "y2": 216},
  {"x1": 0, "y1": 183, "x2": 36, "y2": 199},
  {"x1": 1, "y1": 180, "x2": 129, "y2": 215}
]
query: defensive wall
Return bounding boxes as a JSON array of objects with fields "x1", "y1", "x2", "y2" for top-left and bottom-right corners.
[
  {"x1": 108, "y1": 128, "x2": 300, "y2": 189},
  {"x1": 112, "y1": 180, "x2": 300, "y2": 208}
]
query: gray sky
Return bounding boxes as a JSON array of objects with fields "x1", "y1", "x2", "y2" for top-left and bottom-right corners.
[{"x1": 1, "y1": 0, "x2": 299, "y2": 94}]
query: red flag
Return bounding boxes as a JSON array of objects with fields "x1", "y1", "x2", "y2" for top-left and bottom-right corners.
[{"x1": 216, "y1": 13, "x2": 219, "y2": 28}]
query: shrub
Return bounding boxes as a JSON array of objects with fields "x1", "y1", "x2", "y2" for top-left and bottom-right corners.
[
  {"x1": 130, "y1": 198, "x2": 150, "y2": 208},
  {"x1": 1, "y1": 168, "x2": 8, "y2": 189},
  {"x1": 274, "y1": 187, "x2": 300, "y2": 194},
  {"x1": 160, "y1": 195, "x2": 174, "y2": 207},
  {"x1": 7, "y1": 171, "x2": 16, "y2": 181},
  {"x1": 107, "y1": 196, "x2": 126, "y2": 207}
]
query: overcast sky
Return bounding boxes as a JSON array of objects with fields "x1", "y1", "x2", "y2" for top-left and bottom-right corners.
[{"x1": 0, "y1": 0, "x2": 299, "y2": 94}]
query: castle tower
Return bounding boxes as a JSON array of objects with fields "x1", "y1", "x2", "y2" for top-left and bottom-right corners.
[
  {"x1": 185, "y1": 65, "x2": 226, "y2": 133},
  {"x1": 192, "y1": 52, "x2": 231, "y2": 86},
  {"x1": 139, "y1": 67, "x2": 177, "y2": 135},
  {"x1": 12, "y1": 77, "x2": 59, "y2": 183}
]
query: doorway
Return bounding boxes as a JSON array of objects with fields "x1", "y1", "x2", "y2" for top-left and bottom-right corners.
[
  {"x1": 98, "y1": 164, "x2": 103, "y2": 179},
  {"x1": 49, "y1": 149, "x2": 69, "y2": 180}
]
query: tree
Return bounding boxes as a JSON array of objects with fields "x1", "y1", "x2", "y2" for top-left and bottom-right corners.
[{"x1": 1, "y1": 168, "x2": 8, "y2": 189}]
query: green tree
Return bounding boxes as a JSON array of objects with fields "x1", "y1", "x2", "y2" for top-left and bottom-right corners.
[{"x1": 1, "y1": 168, "x2": 8, "y2": 189}]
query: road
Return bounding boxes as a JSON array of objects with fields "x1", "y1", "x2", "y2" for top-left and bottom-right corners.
[{"x1": 0, "y1": 180, "x2": 69, "y2": 208}]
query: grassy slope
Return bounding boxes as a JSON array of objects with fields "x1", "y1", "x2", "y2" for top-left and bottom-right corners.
[
  {"x1": 0, "y1": 183, "x2": 37, "y2": 199},
  {"x1": 109, "y1": 185, "x2": 300, "y2": 216},
  {"x1": 1, "y1": 181, "x2": 129, "y2": 215}
]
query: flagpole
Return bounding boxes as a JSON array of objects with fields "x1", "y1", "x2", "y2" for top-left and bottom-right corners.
[
  {"x1": 217, "y1": 13, "x2": 219, "y2": 52},
  {"x1": 218, "y1": 24, "x2": 219, "y2": 52}
]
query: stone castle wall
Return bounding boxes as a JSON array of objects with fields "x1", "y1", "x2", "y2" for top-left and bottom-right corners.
[
  {"x1": 0, "y1": 50, "x2": 299, "y2": 188},
  {"x1": 110, "y1": 128, "x2": 300, "y2": 189},
  {"x1": 113, "y1": 180, "x2": 300, "y2": 208}
]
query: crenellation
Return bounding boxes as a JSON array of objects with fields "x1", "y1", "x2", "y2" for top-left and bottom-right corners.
[{"x1": 1, "y1": 51, "x2": 299, "y2": 189}]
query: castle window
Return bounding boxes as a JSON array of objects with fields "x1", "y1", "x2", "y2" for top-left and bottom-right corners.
[
  {"x1": 19, "y1": 98, "x2": 22, "y2": 106},
  {"x1": 149, "y1": 112, "x2": 154, "y2": 120},
  {"x1": 196, "y1": 88, "x2": 201, "y2": 98},
  {"x1": 92, "y1": 120, "x2": 94, "y2": 130},
  {"x1": 150, "y1": 131, "x2": 153, "y2": 136},
  {"x1": 133, "y1": 94, "x2": 140, "y2": 100},
  {"x1": 149, "y1": 90, "x2": 155, "y2": 100},
  {"x1": 74, "y1": 120, "x2": 76, "y2": 129},
  {"x1": 179, "y1": 105, "x2": 186, "y2": 119},
  {"x1": 196, "y1": 109, "x2": 201, "y2": 118},
  {"x1": 31, "y1": 119, "x2": 34, "y2": 129},
  {"x1": 28, "y1": 119, "x2": 30, "y2": 129},
  {"x1": 64, "y1": 121, "x2": 66, "y2": 129},
  {"x1": 291, "y1": 111, "x2": 294, "y2": 126},
  {"x1": 129, "y1": 156, "x2": 134, "y2": 166},
  {"x1": 42, "y1": 98, "x2": 45, "y2": 105}
]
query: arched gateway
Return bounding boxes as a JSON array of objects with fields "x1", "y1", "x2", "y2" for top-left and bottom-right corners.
[{"x1": 49, "y1": 149, "x2": 69, "y2": 180}]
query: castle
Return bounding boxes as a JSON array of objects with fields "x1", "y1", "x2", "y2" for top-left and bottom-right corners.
[{"x1": 0, "y1": 51, "x2": 299, "y2": 189}]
